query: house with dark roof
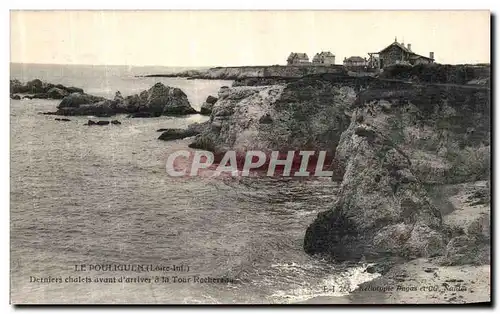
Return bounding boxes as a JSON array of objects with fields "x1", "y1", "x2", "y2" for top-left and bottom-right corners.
[
  {"x1": 287, "y1": 52, "x2": 310, "y2": 65},
  {"x1": 373, "y1": 38, "x2": 434, "y2": 68},
  {"x1": 312, "y1": 51, "x2": 335, "y2": 65},
  {"x1": 343, "y1": 56, "x2": 368, "y2": 68}
]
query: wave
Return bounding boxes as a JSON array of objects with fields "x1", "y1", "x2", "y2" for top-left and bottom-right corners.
[{"x1": 269, "y1": 263, "x2": 381, "y2": 304}]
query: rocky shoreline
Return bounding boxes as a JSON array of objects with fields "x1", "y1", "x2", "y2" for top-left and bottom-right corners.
[
  {"x1": 12, "y1": 80, "x2": 198, "y2": 117},
  {"x1": 300, "y1": 181, "x2": 490, "y2": 304},
  {"x1": 178, "y1": 63, "x2": 490, "y2": 303},
  {"x1": 13, "y1": 63, "x2": 491, "y2": 304}
]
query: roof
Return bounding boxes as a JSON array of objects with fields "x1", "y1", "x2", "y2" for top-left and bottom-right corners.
[
  {"x1": 315, "y1": 51, "x2": 335, "y2": 57},
  {"x1": 288, "y1": 52, "x2": 309, "y2": 60},
  {"x1": 408, "y1": 54, "x2": 434, "y2": 61},
  {"x1": 379, "y1": 41, "x2": 411, "y2": 54},
  {"x1": 378, "y1": 41, "x2": 434, "y2": 61},
  {"x1": 345, "y1": 56, "x2": 366, "y2": 62}
]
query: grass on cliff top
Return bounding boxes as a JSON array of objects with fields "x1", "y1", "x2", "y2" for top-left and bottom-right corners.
[{"x1": 378, "y1": 63, "x2": 491, "y2": 85}]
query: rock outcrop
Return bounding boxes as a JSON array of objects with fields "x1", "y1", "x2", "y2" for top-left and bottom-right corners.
[
  {"x1": 303, "y1": 120, "x2": 445, "y2": 261},
  {"x1": 47, "y1": 87, "x2": 69, "y2": 99},
  {"x1": 85, "y1": 120, "x2": 111, "y2": 126},
  {"x1": 145, "y1": 82, "x2": 196, "y2": 115},
  {"x1": 303, "y1": 77, "x2": 490, "y2": 262},
  {"x1": 158, "y1": 122, "x2": 209, "y2": 141},
  {"x1": 189, "y1": 75, "x2": 356, "y2": 156},
  {"x1": 53, "y1": 82, "x2": 196, "y2": 117},
  {"x1": 10, "y1": 79, "x2": 196, "y2": 117},
  {"x1": 10, "y1": 79, "x2": 84, "y2": 97},
  {"x1": 158, "y1": 129, "x2": 199, "y2": 141},
  {"x1": 58, "y1": 93, "x2": 106, "y2": 108},
  {"x1": 200, "y1": 95, "x2": 218, "y2": 115}
]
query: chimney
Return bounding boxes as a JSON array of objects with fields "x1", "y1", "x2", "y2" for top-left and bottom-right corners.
[
  {"x1": 429, "y1": 52, "x2": 434, "y2": 60},
  {"x1": 407, "y1": 43, "x2": 412, "y2": 51}
]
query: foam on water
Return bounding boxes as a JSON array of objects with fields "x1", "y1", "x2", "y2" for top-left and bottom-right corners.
[{"x1": 269, "y1": 264, "x2": 381, "y2": 304}]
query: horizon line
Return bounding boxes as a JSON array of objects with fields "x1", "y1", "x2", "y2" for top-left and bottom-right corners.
[
  {"x1": 9, "y1": 61, "x2": 491, "y2": 68},
  {"x1": 9, "y1": 62, "x2": 216, "y2": 68}
]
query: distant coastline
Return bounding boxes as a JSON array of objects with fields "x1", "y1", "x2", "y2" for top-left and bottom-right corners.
[{"x1": 138, "y1": 64, "x2": 348, "y2": 80}]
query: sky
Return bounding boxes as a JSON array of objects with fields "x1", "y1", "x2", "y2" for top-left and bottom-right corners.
[{"x1": 10, "y1": 10, "x2": 491, "y2": 66}]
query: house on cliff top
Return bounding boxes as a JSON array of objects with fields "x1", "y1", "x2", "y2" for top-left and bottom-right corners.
[
  {"x1": 369, "y1": 37, "x2": 435, "y2": 69},
  {"x1": 312, "y1": 51, "x2": 335, "y2": 65},
  {"x1": 343, "y1": 56, "x2": 368, "y2": 68},
  {"x1": 287, "y1": 52, "x2": 310, "y2": 65}
]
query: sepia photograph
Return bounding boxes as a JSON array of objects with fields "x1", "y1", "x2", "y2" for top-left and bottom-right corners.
[{"x1": 9, "y1": 10, "x2": 491, "y2": 305}]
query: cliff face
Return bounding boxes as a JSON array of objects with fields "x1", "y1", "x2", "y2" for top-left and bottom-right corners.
[
  {"x1": 189, "y1": 75, "x2": 357, "y2": 155},
  {"x1": 304, "y1": 81, "x2": 490, "y2": 261},
  {"x1": 186, "y1": 70, "x2": 490, "y2": 263}
]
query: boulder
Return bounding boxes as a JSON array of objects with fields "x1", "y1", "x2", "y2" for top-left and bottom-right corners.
[
  {"x1": 111, "y1": 120, "x2": 121, "y2": 125},
  {"x1": 206, "y1": 95, "x2": 218, "y2": 104},
  {"x1": 158, "y1": 128, "x2": 199, "y2": 141},
  {"x1": 200, "y1": 102, "x2": 214, "y2": 115},
  {"x1": 56, "y1": 100, "x2": 115, "y2": 116},
  {"x1": 146, "y1": 82, "x2": 197, "y2": 115},
  {"x1": 26, "y1": 79, "x2": 44, "y2": 93},
  {"x1": 200, "y1": 95, "x2": 217, "y2": 115},
  {"x1": 57, "y1": 93, "x2": 105, "y2": 109},
  {"x1": 96, "y1": 121, "x2": 110, "y2": 126},
  {"x1": 217, "y1": 86, "x2": 230, "y2": 99},
  {"x1": 86, "y1": 120, "x2": 96, "y2": 126},
  {"x1": 10, "y1": 94, "x2": 21, "y2": 100},
  {"x1": 47, "y1": 87, "x2": 69, "y2": 99},
  {"x1": 10, "y1": 79, "x2": 29, "y2": 93}
]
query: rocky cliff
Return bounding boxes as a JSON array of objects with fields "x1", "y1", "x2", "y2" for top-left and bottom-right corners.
[
  {"x1": 188, "y1": 75, "x2": 366, "y2": 156},
  {"x1": 186, "y1": 68, "x2": 490, "y2": 264},
  {"x1": 304, "y1": 79, "x2": 490, "y2": 262}
]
